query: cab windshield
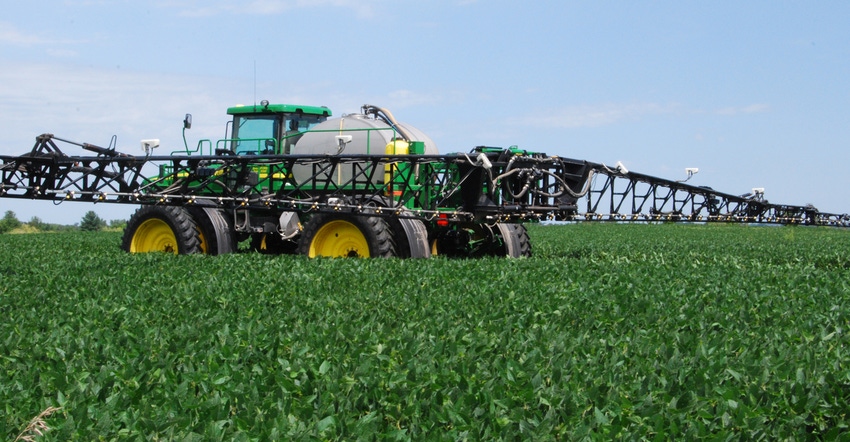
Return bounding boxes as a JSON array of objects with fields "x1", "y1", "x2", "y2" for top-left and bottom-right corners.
[{"x1": 232, "y1": 114, "x2": 327, "y2": 154}]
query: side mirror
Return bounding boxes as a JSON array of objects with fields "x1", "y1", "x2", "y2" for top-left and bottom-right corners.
[{"x1": 183, "y1": 113, "x2": 192, "y2": 129}]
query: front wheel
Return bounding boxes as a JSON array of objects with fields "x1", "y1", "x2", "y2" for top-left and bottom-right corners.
[
  {"x1": 297, "y1": 214, "x2": 397, "y2": 258},
  {"x1": 121, "y1": 206, "x2": 203, "y2": 254}
]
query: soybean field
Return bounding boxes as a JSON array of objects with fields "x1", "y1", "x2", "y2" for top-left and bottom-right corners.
[{"x1": 2, "y1": 223, "x2": 849, "y2": 440}]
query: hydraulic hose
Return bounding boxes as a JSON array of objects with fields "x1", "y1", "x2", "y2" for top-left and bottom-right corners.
[{"x1": 361, "y1": 104, "x2": 414, "y2": 142}]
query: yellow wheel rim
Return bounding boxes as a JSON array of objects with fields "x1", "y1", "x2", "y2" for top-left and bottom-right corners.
[
  {"x1": 197, "y1": 229, "x2": 209, "y2": 254},
  {"x1": 130, "y1": 218, "x2": 178, "y2": 254},
  {"x1": 309, "y1": 220, "x2": 369, "y2": 258}
]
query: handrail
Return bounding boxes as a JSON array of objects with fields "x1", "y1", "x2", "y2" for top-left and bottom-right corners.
[{"x1": 172, "y1": 126, "x2": 400, "y2": 156}]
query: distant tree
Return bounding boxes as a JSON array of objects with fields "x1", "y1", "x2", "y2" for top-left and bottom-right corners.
[
  {"x1": 28, "y1": 216, "x2": 47, "y2": 231},
  {"x1": 0, "y1": 211, "x2": 21, "y2": 233},
  {"x1": 109, "y1": 219, "x2": 127, "y2": 230},
  {"x1": 80, "y1": 211, "x2": 107, "y2": 232}
]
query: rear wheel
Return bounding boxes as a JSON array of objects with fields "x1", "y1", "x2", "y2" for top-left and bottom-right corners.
[
  {"x1": 121, "y1": 206, "x2": 202, "y2": 254},
  {"x1": 297, "y1": 213, "x2": 397, "y2": 258}
]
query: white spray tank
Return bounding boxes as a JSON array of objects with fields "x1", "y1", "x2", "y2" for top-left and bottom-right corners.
[{"x1": 290, "y1": 105, "x2": 438, "y2": 187}]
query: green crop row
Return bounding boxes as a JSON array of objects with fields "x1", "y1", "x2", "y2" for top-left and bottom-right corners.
[{"x1": 1, "y1": 223, "x2": 849, "y2": 440}]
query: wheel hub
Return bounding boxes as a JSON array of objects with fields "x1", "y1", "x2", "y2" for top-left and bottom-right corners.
[
  {"x1": 131, "y1": 218, "x2": 179, "y2": 254},
  {"x1": 309, "y1": 220, "x2": 369, "y2": 258}
]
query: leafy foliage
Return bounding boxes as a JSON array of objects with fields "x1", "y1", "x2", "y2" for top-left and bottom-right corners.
[
  {"x1": 0, "y1": 210, "x2": 22, "y2": 233},
  {"x1": 108, "y1": 219, "x2": 127, "y2": 230},
  {"x1": 1, "y1": 224, "x2": 849, "y2": 440},
  {"x1": 79, "y1": 211, "x2": 107, "y2": 232},
  {"x1": 26, "y1": 217, "x2": 47, "y2": 232}
]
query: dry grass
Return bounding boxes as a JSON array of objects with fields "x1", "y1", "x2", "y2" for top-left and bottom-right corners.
[{"x1": 14, "y1": 407, "x2": 62, "y2": 442}]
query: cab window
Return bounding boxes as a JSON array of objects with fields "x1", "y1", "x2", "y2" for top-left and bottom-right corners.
[{"x1": 232, "y1": 116, "x2": 279, "y2": 154}]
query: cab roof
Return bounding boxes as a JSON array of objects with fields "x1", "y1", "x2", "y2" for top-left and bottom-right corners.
[{"x1": 227, "y1": 103, "x2": 332, "y2": 117}]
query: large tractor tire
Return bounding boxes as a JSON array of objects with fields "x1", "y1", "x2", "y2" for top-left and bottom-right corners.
[
  {"x1": 493, "y1": 223, "x2": 532, "y2": 258},
  {"x1": 393, "y1": 217, "x2": 431, "y2": 258},
  {"x1": 121, "y1": 206, "x2": 203, "y2": 254},
  {"x1": 187, "y1": 206, "x2": 236, "y2": 255},
  {"x1": 356, "y1": 196, "x2": 429, "y2": 258},
  {"x1": 297, "y1": 213, "x2": 397, "y2": 258}
]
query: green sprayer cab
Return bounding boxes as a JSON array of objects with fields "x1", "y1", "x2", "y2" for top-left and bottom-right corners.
[
  {"x1": 150, "y1": 102, "x2": 332, "y2": 196},
  {"x1": 223, "y1": 102, "x2": 332, "y2": 156}
]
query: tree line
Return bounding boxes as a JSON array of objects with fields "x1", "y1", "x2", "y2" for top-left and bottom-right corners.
[{"x1": 0, "y1": 210, "x2": 125, "y2": 233}]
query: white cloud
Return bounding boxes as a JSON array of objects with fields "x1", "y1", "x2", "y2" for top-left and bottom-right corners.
[
  {"x1": 0, "y1": 61, "x2": 236, "y2": 155},
  {"x1": 170, "y1": 0, "x2": 377, "y2": 18},
  {"x1": 0, "y1": 22, "x2": 48, "y2": 46},
  {"x1": 516, "y1": 101, "x2": 772, "y2": 130},
  {"x1": 715, "y1": 103, "x2": 770, "y2": 116},
  {"x1": 385, "y1": 89, "x2": 442, "y2": 108},
  {"x1": 46, "y1": 48, "x2": 80, "y2": 58},
  {"x1": 0, "y1": 21, "x2": 88, "y2": 47},
  {"x1": 519, "y1": 102, "x2": 681, "y2": 129}
]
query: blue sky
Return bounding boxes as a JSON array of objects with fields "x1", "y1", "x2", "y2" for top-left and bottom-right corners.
[{"x1": 1, "y1": 1, "x2": 849, "y2": 224}]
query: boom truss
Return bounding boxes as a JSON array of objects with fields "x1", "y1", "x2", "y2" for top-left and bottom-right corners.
[{"x1": 1, "y1": 134, "x2": 847, "y2": 228}]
